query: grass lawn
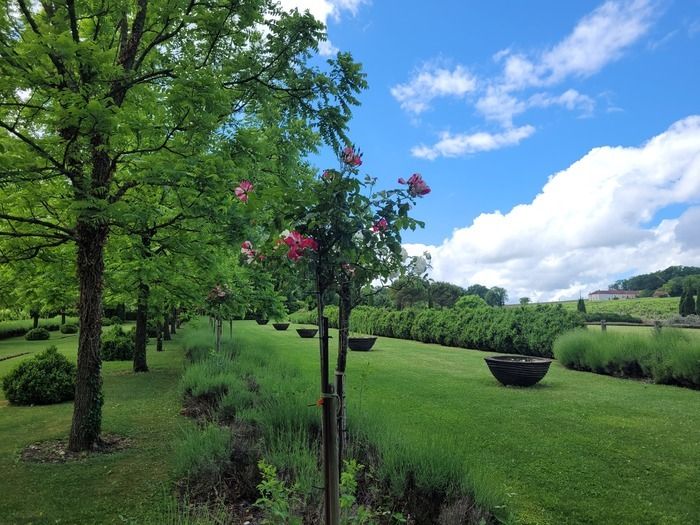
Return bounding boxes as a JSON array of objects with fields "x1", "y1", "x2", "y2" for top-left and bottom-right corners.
[
  {"x1": 234, "y1": 321, "x2": 700, "y2": 525},
  {"x1": 0, "y1": 326, "x2": 192, "y2": 524}
]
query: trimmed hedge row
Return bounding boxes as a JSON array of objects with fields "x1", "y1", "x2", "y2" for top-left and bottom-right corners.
[
  {"x1": 290, "y1": 304, "x2": 584, "y2": 357},
  {"x1": 0, "y1": 316, "x2": 79, "y2": 340},
  {"x1": 554, "y1": 328, "x2": 700, "y2": 389}
]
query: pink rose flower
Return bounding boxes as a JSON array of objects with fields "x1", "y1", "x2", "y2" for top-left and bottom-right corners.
[
  {"x1": 371, "y1": 217, "x2": 388, "y2": 233},
  {"x1": 399, "y1": 173, "x2": 430, "y2": 197},
  {"x1": 341, "y1": 146, "x2": 362, "y2": 167},
  {"x1": 283, "y1": 231, "x2": 318, "y2": 261},
  {"x1": 234, "y1": 180, "x2": 254, "y2": 203}
]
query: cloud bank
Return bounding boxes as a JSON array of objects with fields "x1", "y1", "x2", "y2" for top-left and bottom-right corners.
[{"x1": 404, "y1": 116, "x2": 700, "y2": 301}]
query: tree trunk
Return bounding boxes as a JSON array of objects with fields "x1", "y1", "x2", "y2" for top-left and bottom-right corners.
[
  {"x1": 170, "y1": 308, "x2": 177, "y2": 334},
  {"x1": 61, "y1": 309, "x2": 66, "y2": 325},
  {"x1": 68, "y1": 221, "x2": 107, "y2": 452},
  {"x1": 335, "y1": 279, "x2": 351, "y2": 467},
  {"x1": 163, "y1": 314, "x2": 171, "y2": 341},
  {"x1": 133, "y1": 282, "x2": 149, "y2": 372},
  {"x1": 215, "y1": 317, "x2": 222, "y2": 352},
  {"x1": 156, "y1": 323, "x2": 163, "y2": 352},
  {"x1": 32, "y1": 311, "x2": 39, "y2": 329}
]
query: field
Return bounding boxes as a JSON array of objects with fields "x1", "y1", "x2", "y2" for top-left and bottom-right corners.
[
  {"x1": 0, "y1": 326, "x2": 191, "y2": 524},
  {"x1": 229, "y1": 321, "x2": 700, "y2": 525},
  {"x1": 522, "y1": 297, "x2": 680, "y2": 320}
]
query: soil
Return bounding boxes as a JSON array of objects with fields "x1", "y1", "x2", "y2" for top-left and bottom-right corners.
[{"x1": 20, "y1": 433, "x2": 132, "y2": 463}]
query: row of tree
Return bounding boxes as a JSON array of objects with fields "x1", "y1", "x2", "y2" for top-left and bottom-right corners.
[{"x1": 0, "y1": 1, "x2": 365, "y2": 452}]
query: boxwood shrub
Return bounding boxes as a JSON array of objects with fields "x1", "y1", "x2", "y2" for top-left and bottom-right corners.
[
  {"x1": 2, "y1": 346, "x2": 76, "y2": 405},
  {"x1": 60, "y1": 323, "x2": 79, "y2": 334},
  {"x1": 25, "y1": 327, "x2": 50, "y2": 341},
  {"x1": 101, "y1": 326, "x2": 135, "y2": 361}
]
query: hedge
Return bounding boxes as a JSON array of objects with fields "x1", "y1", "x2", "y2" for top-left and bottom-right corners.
[
  {"x1": 290, "y1": 304, "x2": 583, "y2": 357},
  {"x1": 554, "y1": 328, "x2": 700, "y2": 389},
  {"x1": 0, "y1": 316, "x2": 79, "y2": 341}
]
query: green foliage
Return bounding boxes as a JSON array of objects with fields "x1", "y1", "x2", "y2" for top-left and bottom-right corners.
[
  {"x1": 174, "y1": 424, "x2": 233, "y2": 498},
  {"x1": 254, "y1": 460, "x2": 303, "y2": 525},
  {"x1": 60, "y1": 324, "x2": 79, "y2": 334},
  {"x1": 454, "y1": 295, "x2": 489, "y2": 310},
  {"x1": 612, "y1": 265, "x2": 700, "y2": 293},
  {"x1": 0, "y1": 316, "x2": 77, "y2": 340},
  {"x1": 24, "y1": 327, "x2": 50, "y2": 341},
  {"x1": 465, "y1": 284, "x2": 489, "y2": 299},
  {"x1": 293, "y1": 302, "x2": 582, "y2": 356},
  {"x1": 484, "y1": 287, "x2": 507, "y2": 307},
  {"x1": 679, "y1": 291, "x2": 697, "y2": 317},
  {"x1": 584, "y1": 312, "x2": 643, "y2": 324},
  {"x1": 428, "y1": 281, "x2": 467, "y2": 309},
  {"x1": 2, "y1": 346, "x2": 76, "y2": 405},
  {"x1": 101, "y1": 326, "x2": 135, "y2": 361},
  {"x1": 577, "y1": 297, "x2": 587, "y2": 313},
  {"x1": 554, "y1": 328, "x2": 700, "y2": 388}
]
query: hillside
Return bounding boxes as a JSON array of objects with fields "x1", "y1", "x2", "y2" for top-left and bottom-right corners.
[{"x1": 610, "y1": 265, "x2": 700, "y2": 295}]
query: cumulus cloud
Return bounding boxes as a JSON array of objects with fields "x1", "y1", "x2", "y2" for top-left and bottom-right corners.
[
  {"x1": 390, "y1": 63, "x2": 477, "y2": 115},
  {"x1": 278, "y1": 0, "x2": 367, "y2": 55},
  {"x1": 401, "y1": 0, "x2": 658, "y2": 159},
  {"x1": 411, "y1": 125, "x2": 535, "y2": 160},
  {"x1": 405, "y1": 116, "x2": 700, "y2": 301}
]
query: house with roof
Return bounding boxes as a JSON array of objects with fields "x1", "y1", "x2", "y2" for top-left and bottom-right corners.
[{"x1": 588, "y1": 290, "x2": 639, "y2": 301}]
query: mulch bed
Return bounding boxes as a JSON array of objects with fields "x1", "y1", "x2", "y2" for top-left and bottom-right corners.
[{"x1": 20, "y1": 433, "x2": 132, "y2": 463}]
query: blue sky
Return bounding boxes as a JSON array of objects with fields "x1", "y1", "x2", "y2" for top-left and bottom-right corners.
[{"x1": 284, "y1": 0, "x2": 700, "y2": 301}]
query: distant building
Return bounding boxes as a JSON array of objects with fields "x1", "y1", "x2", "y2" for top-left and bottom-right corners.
[{"x1": 588, "y1": 290, "x2": 639, "y2": 301}]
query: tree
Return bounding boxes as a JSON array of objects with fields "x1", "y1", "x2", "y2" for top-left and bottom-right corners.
[
  {"x1": 485, "y1": 286, "x2": 508, "y2": 307},
  {"x1": 466, "y1": 284, "x2": 489, "y2": 299},
  {"x1": 679, "y1": 289, "x2": 696, "y2": 317},
  {"x1": 389, "y1": 275, "x2": 428, "y2": 309},
  {"x1": 577, "y1": 297, "x2": 587, "y2": 313},
  {"x1": 519, "y1": 297, "x2": 531, "y2": 306},
  {"x1": 429, "y1": 281, "x2": 467, "y2": 309},
  {"x1": 0, "y1": 2, "x2": 364, "y2": 451}
]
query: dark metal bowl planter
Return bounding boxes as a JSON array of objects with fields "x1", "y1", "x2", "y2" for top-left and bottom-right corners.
[
  {"x1": 296, "y1": 328, "x2": 318, "y2": 338},
  {"x1": 272, "y1": 323, "x2": 290, "y2": 331},
  {"x1": 348, "y1": 337, "x2": 377, "y2": 352},
  {"x1": 484, "y1": 355, "x2": 552, "y2": 387},
  {"x1": 255, "y1": 319, "x2": 269, "y2": 325}
]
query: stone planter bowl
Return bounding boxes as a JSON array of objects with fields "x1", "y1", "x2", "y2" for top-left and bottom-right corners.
[
  {"x1": 255, "y1": 319, "x2": 269, "y2": 325},
  {"x1": 348, "y1": 337, "x2": 377, "y2": 352},
  {"x1": 484, "y1": 355, "x2": 552, "y2": 387},
  {"x1": 272, "y1": 323, "x2": 290, "y2": 331},
  {"x1": 296, "y1": 328, "x2": 318, "y2": 338}
]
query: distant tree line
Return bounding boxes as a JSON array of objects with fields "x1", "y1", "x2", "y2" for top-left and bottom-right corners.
[{"x1": 610, "y1": 266, "x2": 700, "y2": 296}]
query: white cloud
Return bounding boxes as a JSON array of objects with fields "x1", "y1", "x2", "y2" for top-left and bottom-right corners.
[
  {"x1": 277, "y1": 0, "x2": 367, "y2": 55},
  {"x1": 390, "y1": 63, "x2": 477, "y2": 115},
  {"x1": 405, "y1": 116, "x2": 700, "y2": 302},
  {"x1": 537, "y1": 0, "x2": 655, "y2": 85},
  {"x1": 411, "y1": 125, "x2": 535, "y2": 160},
  {"x1": 400, "y1": 0, "x2": 658, "y2": 158},
  {"x1": 528, "y1": 89, "x2": 595, "y2": 116}
]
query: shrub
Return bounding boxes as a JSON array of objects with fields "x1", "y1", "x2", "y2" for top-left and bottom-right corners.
[
  {"x1": 25, "y1": 327, "x2": 50, "y2": 341},
  {"x1": 102, "y1": 317, "x2": 113, "y2": 326},
  {"x1": 2, "y1": 346, "x2": 76, "y2": 405},
  {"x1": 110, "y1": 315, "x2": 123, "y2": 326},
  {"x1": 554, "y1": 328, "x2": 700, "y2": 388},
  {"x1": 584, "y1": 312, "x2": 643, "y2": 324},
  {"x1": 101, "y1": 326, "x2": 135, "y2": 361},
  {"x1": 291, "y1": 304, "x2": 582, "y2": 357},
  {"x1": 60, "y1": 323, "x2": 79, "y2": 334}
]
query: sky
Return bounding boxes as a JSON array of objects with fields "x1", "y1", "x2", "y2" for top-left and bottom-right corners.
[{"x1": 280, "y1": 0, "x2": 700, "y2": 302}]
